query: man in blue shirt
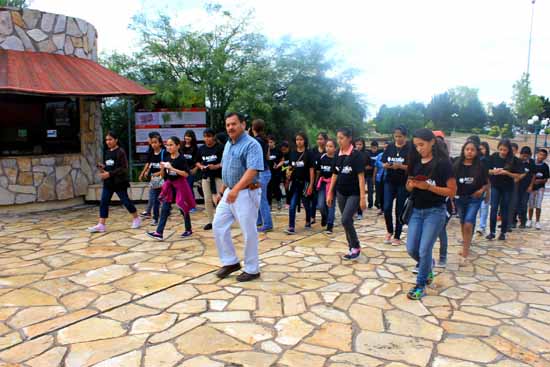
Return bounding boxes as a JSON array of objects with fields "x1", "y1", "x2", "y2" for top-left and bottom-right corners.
[{"x1": 213, "y1": 112, "x2": 264, "y2": 282}]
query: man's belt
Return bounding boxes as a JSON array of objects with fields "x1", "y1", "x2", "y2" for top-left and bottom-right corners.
[{"x1": 228, "y1": 182, "x2": 260, "y2": 191}]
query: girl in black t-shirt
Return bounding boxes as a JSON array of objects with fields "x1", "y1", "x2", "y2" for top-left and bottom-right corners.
[
  {"x1": 181, "y1": 130, "x2": 199, "y2": 209},
  {"x1": 327, "y1": 128, "x2": 367, "y2": 260},
  {"x1": 316, "y1": 139, "x2": 337, "y2": 234},
  {"x1": 88, "y1": 131, "x2": 140, "y2": 233},
  {"x1": 285, "y1": 133, "x2": 315, "y2": 235},
  {"x1": 405, "y1": 129, "x2": 456, "y2": 300},
  {"x1": 486, "y1": 139, "x2": 521, "y2": 240},
  {"x1": 147, "y1": 136, "x2": 194, "y2": 240},
  {"x1": 381, "y1": 126, "x2": 411, "y2": 245},
  {"x1": 453, "y1": 141, "x2": 488, "y2": 264},
  {"x1": 142, "y1": 134, "x2": 166, "y2": 225},
  {"x1": 476, "y1": 142, "x2": 491, "y2": 235}
]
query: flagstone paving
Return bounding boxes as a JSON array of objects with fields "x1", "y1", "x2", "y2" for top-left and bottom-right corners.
[{"x1": 0, "y1": 200, "x2": 549, "y2": 366}]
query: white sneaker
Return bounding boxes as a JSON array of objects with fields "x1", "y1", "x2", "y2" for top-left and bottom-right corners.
[
  {"x1": 88, "y1": 224, "x2": 106, "y2": 233},
  {"x1": 131, "y1": 217, "x2": 142, "y2": 229},
  {"x1": 535, "y1": 222, "x2": 542, "y2": 230},
  {"x1": 526, "y1": 220, "x2": 532, "y2": 228}
]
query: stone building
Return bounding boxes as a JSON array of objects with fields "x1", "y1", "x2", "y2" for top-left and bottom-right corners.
[{"x1": 0, "y1": 7, "x2": 154, "y2": 210}]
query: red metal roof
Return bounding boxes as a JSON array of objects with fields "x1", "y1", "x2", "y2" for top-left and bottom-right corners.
[{"x1": 0, "y1": 49, "x2": 155, "y2": 97}]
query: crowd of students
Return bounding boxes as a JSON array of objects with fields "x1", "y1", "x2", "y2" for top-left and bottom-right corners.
[{"x1": 88, "y1": 124, "x2": 549, "y2": 300}]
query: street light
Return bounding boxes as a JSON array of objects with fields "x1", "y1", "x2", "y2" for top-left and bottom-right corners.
[
  {"x1": 527, "y1": 0, "x2": 536, "y2": 76},
  {"x1": 527, "y1": 115, "x2": 548, "y2": 156}
]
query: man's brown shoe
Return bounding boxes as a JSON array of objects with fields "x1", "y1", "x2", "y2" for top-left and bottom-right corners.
[
  {"x1": 215, "y1": 263, "x2": 241, "y2": 279},
  {"x1": 236, "y1": 272, "x2": 260, "y2": 282}
]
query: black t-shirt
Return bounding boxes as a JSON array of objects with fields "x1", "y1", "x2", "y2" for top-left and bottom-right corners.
[
  {"x1": 180, "y1": 145, "x2": 198, "y2": 170},
  {"x1": 103, "y1": 147, "x2": 129, "y2": 189},
  {"x1": 332, "y1": 149, "x2": 366, "y2": 196},
  {"x1": 488, "y1": 153, "x2": 521, "y2": 190},
  {"x1": 309, "y1": 148, "x2": 324, "y2": 170},
  {"x1": 517, "y1": 158, "x2": 536, "y2": 191},
  {"x1": 410, "y1": 158, "x2": 454, "y2": 209},
  {"x1": 289, "y1": 149, "x2": 312, "y2": 182},
  {"x1": 533, "y1": 161, "x2": 550, "y2": 190},
  {"x1": 454, "y1": 161, "x2": 488, "y2": 197},
  {"x1": 382, "y1": 142, "x2": 410, "y2": 185},
  {"x1": 148, "y1": 149, "x2": 167, "y2": 176},
  {"x1": 365, "y1": 149, "x2": 379, "y2": 176},
  {"x1": 268, "y1": 148, "x2": 283, "y2": 172},
  {"x1": 255, "y1": 137, "x2": 269, "y2": 171},
  {"x1": 317, "y1": 153, "x2": 335, "y2": 179},
  {"x1": 198, "y1": 143, "x2": 224, "y2": 179},
  {"x1": 165, "y1": 154, "x2": 189, "y2": 181}
]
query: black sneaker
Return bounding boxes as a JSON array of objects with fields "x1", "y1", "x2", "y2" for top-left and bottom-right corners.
[
  {"x1": 146, "y1": 231, "x2": 163, "y2": 241},
  {"x1": 203, "y1": 223, "x2": 213, "y2": 230},
  {"x1": 324, "y1": 225, "x2": 333, "y2": 234},
  {"x1": 498, "y1": 233, "x2": 506, "y2": 241},
  {"x1": 507, "y1": 228, "x2": 513, "y2": 233},
  {"x1": 321, "y1": 218, "x2": 327, "y2": 227},
  {"x1": 236, "y1": 272, "x2": 260, "y2": 282},
  {"x1": 305, "y1": 223, "x2": 312, "y2": 229},
  {"x1": 343, "y1": 248, "x2": 361, "y2": 260},
  {"x1": 486, "y1": 233, "x2": 495, "y2": 240},
  {"x1": 140, "y1": 211, "x2": 151, "y2": 218},
  {"x1": 519, "y1": 223, "x2": 526, "y2": 229},
  {"x1": 180, "y1": 230, "x2": 193, "y2": 238}
]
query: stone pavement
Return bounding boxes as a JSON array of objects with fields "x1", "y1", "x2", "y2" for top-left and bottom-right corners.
[{"x1": 0, "y1": 200, "x2": 549, "y2": 367}]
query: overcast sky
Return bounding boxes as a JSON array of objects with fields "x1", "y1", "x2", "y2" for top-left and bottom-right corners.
[{"x1": 33, "y1": 0, "x2": 550, "y2": 116}]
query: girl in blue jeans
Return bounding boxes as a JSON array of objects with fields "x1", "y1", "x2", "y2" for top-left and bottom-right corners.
[
  {"x1": 453, "y1": 140, "x2": 488, "y2": 264},
  {"x1": 316, "y1": 139, "x2": 337, "y2": 233},
  {"x1": 405, "y1": 129, "x2": 456, "y2": 300}
]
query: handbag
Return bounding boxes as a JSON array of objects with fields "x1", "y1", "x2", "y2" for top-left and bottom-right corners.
[
  {"x1": 150, "y1": 150, "x2": 165, "y2": 189},
  {"x1": 400, "y1": 192, "x2": 414, "y2": 225}
]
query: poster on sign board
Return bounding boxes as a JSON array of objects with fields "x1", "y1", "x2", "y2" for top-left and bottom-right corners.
[{"x1": 135, "y1": 108, "x2": 207, "y2": 153}]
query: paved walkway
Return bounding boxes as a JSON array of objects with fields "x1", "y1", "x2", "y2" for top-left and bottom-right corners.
[{"x1": 0, "y1": 199, "x2": 549, "y2": 366}]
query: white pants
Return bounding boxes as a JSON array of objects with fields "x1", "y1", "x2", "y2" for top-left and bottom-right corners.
[{"x1": 213, "y1": 188, "x2": 261, "y2": 274}]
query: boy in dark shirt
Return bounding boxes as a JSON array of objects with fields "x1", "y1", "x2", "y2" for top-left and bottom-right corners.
[
  {"x1": 528, "y1": 148, "x2": 549, "y2": 230},
  {"x1": 197, "y1": 128, "x2": 224, "y2": 230}
]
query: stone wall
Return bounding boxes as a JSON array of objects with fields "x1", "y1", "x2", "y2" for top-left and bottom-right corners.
[
  {"x1": 0, "y1": 99, "x2": 102, "y2": 206},
  {"x1": 0, "y1": 7, "x2": 97, "y2": 60}
]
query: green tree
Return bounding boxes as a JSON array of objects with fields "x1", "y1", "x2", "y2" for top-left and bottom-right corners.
[
  {"x1": 0, "y1": 0, "x2": 29, "y2": 7},
  {"x1": 489, "y1": 102, "x2": 516, "y2": 128},
  {"x1": 425, "y1": 92, "x2": 458, "y2": 132},
  {"x1": 513, "y1": 73, "x2": 544, "y2": 127},
  {"x1": 373, "y1": 102, "x2": 425, "y2": 134},
  {"x1": 448, "y1": 86, "x2": 487, "y2": 131},
  {"x1": 130, "y1": 5, "x2": 268, "y2": 131}
]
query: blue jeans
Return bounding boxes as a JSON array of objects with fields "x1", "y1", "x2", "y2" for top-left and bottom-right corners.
[
  {"x1": 366, "y1": 175, "x2": 374, "y2": 208},
  {"x1": 490, "y1": 186, "x2": 512, "y2": 234},
  {"x1": 288, "y1": 181, "x2": 311, "y2": 229},
  {"x1": 99, "y1": 186, "x2": 137, "y2": 219},
  {"x1": 478, "y1": 199, "x2": 489, "y2": 231},
  {"x1": 146, "y1": 188, "x2": 161, "y2": 221},
  {"x1": 437, "y1": 215, "x2": 450, "y2": 262},
  {"x1": 156, "y1": 201, "x2": 192, "y2": 235},
  {"x1": 317, "y1": 182, "x2": 336, "y2": 227},
  {"x1": 257, "y1": 170, "x2": 273, "y2": 229},
  {"x1": 383, "y1": 181, "x2": 407, "y2": 239},
  {"x1": 456, "y1": 196, "x2": 482, "y2": 225},
  {"x1": 516, "y1": 189, "x2": 530, "y2": 225},
  {"x1": 406, "y1": 205, "x2": 446, "y2": 287}
]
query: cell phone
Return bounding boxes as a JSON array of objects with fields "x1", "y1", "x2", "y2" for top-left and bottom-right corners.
[{"x1": 414, "y1": 175, "x2": 428, "y2": 181}]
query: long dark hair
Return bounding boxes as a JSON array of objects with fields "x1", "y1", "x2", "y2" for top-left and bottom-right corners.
[
  {"x1": 479, "y1": 141, "x2": 490, "y2": 158},
  {"x1": 408, "y1": 128, "x2": 449, "y2": 177},
  {"x1": 295, "y1": 132, "x2": 309, "y2": 150},
  {"x1": 454, "y1": 141, "x2": 482, "y2": 175},
  {"x1": 184, "y1": 130, "x2": 197, "y2": 149},
  {"x1": 354, "y1": 138, "x2": 366, "y2": 152},
  {"x1": 497, "y1": 138, "x2": 514, "y2": 169}
]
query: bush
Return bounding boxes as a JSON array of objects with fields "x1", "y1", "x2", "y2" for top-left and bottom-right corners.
[
  {"x1": 471, "y1": 128, "x2": 482, "y2": 135},
  {"x1": 488, "y1": 125, "x2": 500, "y2": 137}
]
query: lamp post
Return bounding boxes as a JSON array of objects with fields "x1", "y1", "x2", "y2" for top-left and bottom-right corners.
[
  {"x1": 527, "y1": 0, "x2": 536, "y2": 76},
  {"x1": 451, "y1": 113, "x2": 459, "y2": 135},
  {"x1": 527, "y1": 115, "x2": 546, "y2": 156}
]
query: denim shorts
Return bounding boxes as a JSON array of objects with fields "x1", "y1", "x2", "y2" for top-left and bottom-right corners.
[{"x1": 456, "y1": 195, "x2": 482, "y2": 224}]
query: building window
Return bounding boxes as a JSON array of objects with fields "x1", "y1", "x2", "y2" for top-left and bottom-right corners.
[{"x1": 0, "y1": 94, "x2": 81, "y2": 156}]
